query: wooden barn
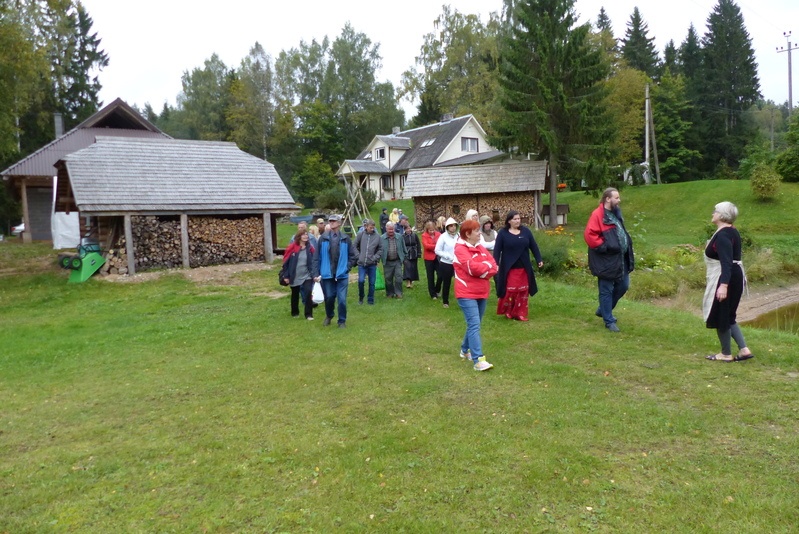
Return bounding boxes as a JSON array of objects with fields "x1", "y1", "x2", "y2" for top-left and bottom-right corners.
[
  {"x1": 403, "y1": 159, "x2": 549, "y2": 228},
  {"x1": 55, "y1": 136, "x2": 298, "y2": 274},
  {"x1": 1, "y1": 99, "x2": 169, "y2": 242}
]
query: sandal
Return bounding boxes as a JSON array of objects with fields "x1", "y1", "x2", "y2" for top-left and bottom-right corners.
[
  {"x1": 734, "y1": 353, "x2": 754, "y2": 361},
  {"x1": 705, "y1": 354, "x2": 734, "y2": 362}
]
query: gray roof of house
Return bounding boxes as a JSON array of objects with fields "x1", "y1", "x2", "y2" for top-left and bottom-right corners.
[
  {"x1": 434, "y1": 150, "x2": 507, "y2": 167},
  {"x1": 2, "y1": 98, "x2": 168, "y2": 178},
  {"x1": 353, "y1": 115, "x2": 475, "y2": 172},
  {"x1": 375, "y1": 135, "x2": 411, "y2": 149},
  {"x1": 392, "y1": 115, "x2": 472, "y2": 171},
  {"x1": 340, "y1": 160, "x2": 391, "y2": 174},
  {"x1": 58, "y1": 136, "x2": 297, "y2": 214},
  {"x1": 403, "y1": 160, "x2": 548, "y2": 197}
]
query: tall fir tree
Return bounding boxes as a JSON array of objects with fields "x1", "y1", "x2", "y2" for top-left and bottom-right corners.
[
  {"x1": 698, "y1": 0, "x2": 760, "y2": 173},
  {"x1": 651, "y1": 71, "x2": 701, "y2": 182},
  {"x1": 595, "y1": 6, "x2": 612, "y2": 33},
  {"x1": 662, "y1": 40, "x2": 678, "y2": 75},
  {"x1": 494, "y1": 0, "x2": 611, "y2": 220},
  {"x1": 620, "y1": 7, "x2": 659, "y2": 78}
]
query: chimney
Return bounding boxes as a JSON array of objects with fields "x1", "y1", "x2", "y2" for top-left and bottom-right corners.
[
  {"x1": 392, "y1": 126, "x2": 400, "y2": 135},
  {"x1": 441, "y1": 113, "x2": 454, "y2": 122},
  {"x1": 54, "y1": 113, "x2": 64, "y2": 138}
]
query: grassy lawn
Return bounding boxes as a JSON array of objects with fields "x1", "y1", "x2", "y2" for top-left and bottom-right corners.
[{"x1": 2, "y1": 181, "x2": 798, "y2": 532}]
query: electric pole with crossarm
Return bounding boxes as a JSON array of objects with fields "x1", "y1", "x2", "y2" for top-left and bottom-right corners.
[{"x1": 777, "y1": 31, "x2": 799, "y2": 115}]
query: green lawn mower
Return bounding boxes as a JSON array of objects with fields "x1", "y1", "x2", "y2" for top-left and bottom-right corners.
[{"x1": 58, "y1": 236, "x2": 106, "y2": 283}]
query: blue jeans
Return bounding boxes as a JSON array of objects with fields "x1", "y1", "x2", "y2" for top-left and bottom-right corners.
[
  {"x1": 358, "y1": 264, "x2": 377, "y2": 304},
  {"x1": 457, "y1": 298, "x2": 487, "y2": 361},
  {"x1": 597, "y1": 270, "x2": 630, "y2": 326},
  {"x1": 321, "y1": 277, "x2": 349, "y2": 324}
]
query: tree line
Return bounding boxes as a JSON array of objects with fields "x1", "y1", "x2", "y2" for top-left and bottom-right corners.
[{"x1": 3, "y1": 0, "x2": 798, "y2": 228}]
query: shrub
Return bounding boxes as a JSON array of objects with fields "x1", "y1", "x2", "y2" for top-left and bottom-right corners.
[
  {"x1": 362, "y1": 188, "x2": 377, "y2": 209},
  {"x1": 536, "y1": 227, "x2": 576, "y2": 277},
  {"x1": 750, "y1": 163, "x2": 781, "y2": 200},
  {"x1": 314, "y1": 184, "x2": 348, "y2": 210}
]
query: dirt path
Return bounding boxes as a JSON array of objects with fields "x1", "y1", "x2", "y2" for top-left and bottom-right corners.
[
  {"x1": 652, "y1": 282, "x2": 799, "y2": 322},
  {"x1": 735, "y1": 283, "x2": 799, "y2": 322}
]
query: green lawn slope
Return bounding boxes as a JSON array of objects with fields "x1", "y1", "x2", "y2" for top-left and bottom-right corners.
[{"x1": 1, "y1": 181, "x2": 797, "y2": 532}]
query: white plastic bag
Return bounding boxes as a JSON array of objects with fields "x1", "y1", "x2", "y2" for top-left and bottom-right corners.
[{"x1": 312, "y1": 281, "x2": 324, "y2": 304}]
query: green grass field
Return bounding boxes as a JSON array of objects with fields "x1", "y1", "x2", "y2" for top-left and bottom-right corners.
[{"x1": 1, "y1": 181, "x2": 798, "y2": 532}]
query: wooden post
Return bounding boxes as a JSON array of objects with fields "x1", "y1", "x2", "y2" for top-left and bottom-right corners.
[
  {"x1": 263, "y1": 213, "x2": 274, "y2": 263},
  {"x1": 180, "y1": 214, "x2": 190, "y2": 268},
  {"x1": 124, "y1": 214, "x2": 136, "y2": 275},
  {"x1": 20, "y1": 180, "x2": 32, "y2": 243}
]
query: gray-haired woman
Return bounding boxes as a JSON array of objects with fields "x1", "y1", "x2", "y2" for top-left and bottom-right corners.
[{"x1": 703, "y1": 201, "x2": 754, "y2": 362}]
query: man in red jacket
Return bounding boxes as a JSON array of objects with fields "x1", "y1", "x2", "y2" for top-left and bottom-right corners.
[{"x1": 584, "y1": 188, "x2": 635, "y2": 332}]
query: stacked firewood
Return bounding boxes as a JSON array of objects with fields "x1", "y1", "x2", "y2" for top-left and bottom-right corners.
[
  {"x1": 188, "y1": 216, "x2": 264, "y2": 267},
  {"x1": 99, "y1": 216, "x2": 265, "y2": 273}
]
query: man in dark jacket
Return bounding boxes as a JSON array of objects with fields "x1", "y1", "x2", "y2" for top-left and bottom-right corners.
[
  {"x1": 379, "y1": 208, "x2": 390, "y2": 234},
  {"x1": 313, "y1": 214, "x2": 358, "y2": 327},
  {"x1": 381, "y1": 222, "x2": 407, "y2": 299},
  {"x1": 584, "y1": 188, "x2": 635, "y2": 332},
  {"x1": 354, "y1": 219, "x2": 383, "y2": 305}
]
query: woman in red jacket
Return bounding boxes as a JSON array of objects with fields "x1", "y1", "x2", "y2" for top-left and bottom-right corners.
[
  {"x1": 454, "y1": 219, "x2": 499, "y2": 371},
  {"x1": 421, "y1": 220, "x2": 442, "y2": 299}
]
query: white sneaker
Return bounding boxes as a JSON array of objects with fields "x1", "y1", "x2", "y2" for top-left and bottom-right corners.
[
  {"x1": 459, "y1": 350, "x2": 471, "y2": 361},
  {"x1": 473, "y1": 356, "x2": 493, "y2": 372}
]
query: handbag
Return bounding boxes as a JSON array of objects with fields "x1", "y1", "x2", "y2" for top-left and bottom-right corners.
[
  {"x1": 312, "y1": 281, "x2": 324, "y2": 304},
  {"x1": 278, "y1": 265, "x2": 289, "y2": 286}
]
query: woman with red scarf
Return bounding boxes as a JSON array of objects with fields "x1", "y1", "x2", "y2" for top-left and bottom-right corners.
[{"x1": 493, "y1": 210, "x2": 543, "y2": 321}]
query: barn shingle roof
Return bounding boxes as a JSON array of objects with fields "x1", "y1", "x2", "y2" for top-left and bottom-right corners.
[
  {"x1": 58, "y1": 136, "x2": 297, "y2": 214},
  {"x1": 403, "y1": 160, "x2": 548, "y2": 198},
  {"x1": 2, "y1": 98, "x2": 168, "y2": 178}
]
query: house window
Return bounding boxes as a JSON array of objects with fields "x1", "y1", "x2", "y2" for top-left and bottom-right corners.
[
  {"x1": 451, "y1": 204, "x2": 460, "y2": 215},
  {"x1": 420, "y1": 138, "x2": 436, "y2": 147},
  {"x1": 359, "y1": 175, "x2": 368, "y2": 190},
  {"x1": 461, "y1": 137, "x2": 478, "y2": 152},
  {"x1": 399, "y1": 174, "x2": 407, "y2": 189},
  {"x1": 381, "y1": 175, "x2": 393, "y2": 190},
  {"x1": 375, "y1": 147, "x2": 386, "y2": 160},
  {"x1": 362, "y1": 152, "x2": 372, "y2": 160}
]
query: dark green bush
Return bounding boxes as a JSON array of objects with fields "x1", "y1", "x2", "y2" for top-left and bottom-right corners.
[
  {"x1": 750, "y1": 163, "x2": 781, "y2": 200},
  {"x1": 314, "y1": 184, "x2": 348, "y2": 210}
]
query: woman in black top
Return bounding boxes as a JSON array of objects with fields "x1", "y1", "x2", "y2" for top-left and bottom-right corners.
[
  {"x1": 493, "y1": 210, "x2": 543, "y2": 322},
  {"x1": 402, "y1": 224, "x2": 420, "y2": 288},
  {"x1": 703, "y1": 201, "x2": 753, "y2": 362}
]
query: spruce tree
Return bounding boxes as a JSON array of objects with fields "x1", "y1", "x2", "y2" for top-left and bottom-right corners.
[
  {"x1": 620, "y1": 7, "x2": 659, "y2": 78},
  {"x1": 698, "y1": 0, "x2": 760, "y2": 172},
  {"x1": 662, "y1": 40, "x2": 678, "y2": 75},
  {"x1": 494, "y1": 0, "x2": 610, "y2": 220},
  {"x1": 596, "y1": 7, "x2": 612, "y2": 34}
]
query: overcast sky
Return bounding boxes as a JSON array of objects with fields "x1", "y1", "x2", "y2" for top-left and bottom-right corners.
[{"x1": 81, "y1": 0, "x2": 798, "y2": 119}]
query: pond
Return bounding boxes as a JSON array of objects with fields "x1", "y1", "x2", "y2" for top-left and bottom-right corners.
[{"x1": 742, "y1": 302, "x2": 799, "y2": 334}]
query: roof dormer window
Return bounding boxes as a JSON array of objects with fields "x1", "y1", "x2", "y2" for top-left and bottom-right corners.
[
  {"x1": 375, "y1": 147, "x2": 386, "y2": 160},
  {"x1": 420, "y1": 138, "x2": 436, "y2": 148}
]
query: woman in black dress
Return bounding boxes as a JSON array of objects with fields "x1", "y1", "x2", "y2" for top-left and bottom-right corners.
[
  {"x1": 493, "y1": 211, "x2": 543, "y2": 322},
  {"x1": 703, "y1": 201, "x2": 753, "y2": 362},
  {"x1": 402, "y1": 224, "x2": 421, "y2": 288}
]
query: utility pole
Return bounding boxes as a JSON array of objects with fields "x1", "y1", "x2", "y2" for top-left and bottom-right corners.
[
  {"x1": 644, "y1": 84, "x2": 661, "y2": 184},
  {"x1": 777, "y1": 31, "x2": 799, "y2": 114},
  {"x1": 644, "y1": 84, "x2": 650, "y2": 181}
]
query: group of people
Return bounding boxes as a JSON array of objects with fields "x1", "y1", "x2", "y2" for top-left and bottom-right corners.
[{"x1": 281, "y1": 188, "x2": 753, "y2": 369}]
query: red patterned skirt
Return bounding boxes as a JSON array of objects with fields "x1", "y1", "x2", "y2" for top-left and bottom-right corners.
[{"x1": 496, "y1": 267, "x2": 529, "y2": 319}]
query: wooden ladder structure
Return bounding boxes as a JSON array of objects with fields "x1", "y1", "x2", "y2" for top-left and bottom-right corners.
[{"x1": 342, "y1": 177, "x2": 371, "y2": 236}]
